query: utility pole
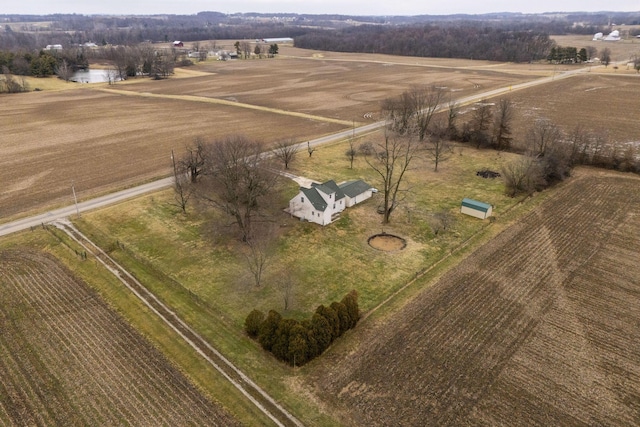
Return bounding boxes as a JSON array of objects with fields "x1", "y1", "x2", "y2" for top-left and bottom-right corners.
[{"x1": 71, "y1": 181, "x2": 80, "y2": 217}]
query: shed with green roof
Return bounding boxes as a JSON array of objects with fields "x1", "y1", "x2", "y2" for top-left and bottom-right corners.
[{"x1": 460, "y1": 198, "x2": 493, "y2": 219}]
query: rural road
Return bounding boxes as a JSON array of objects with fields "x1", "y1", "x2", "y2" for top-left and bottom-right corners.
[
  {"x1": 0, "y1": 62, "x2": 600, "y2": 238},
  {"x1": 0, "y1": 177, "x2": 173, "y2": 237}
]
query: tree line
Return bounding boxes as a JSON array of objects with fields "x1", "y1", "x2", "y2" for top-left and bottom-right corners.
[
  {"x1": 294, "y1": 25, "x2": 555, "y2": 62},
  {"x1": 244, "y1": 290, "x2": 360, "y2": 366}
]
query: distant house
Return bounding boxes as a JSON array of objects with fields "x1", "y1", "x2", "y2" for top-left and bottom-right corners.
[
  {"x1": 45, "y1": 44, "x2": 63, "y2": 50},
  {"x1": 460, "y1": 198, "x2": 493, "y2": 220},
  {"x1": 288, "y1": 179, "x2": 373, "y2": 226},
  {"x1": 172, "y1": 41, "x2": 184, "y2": 47}
]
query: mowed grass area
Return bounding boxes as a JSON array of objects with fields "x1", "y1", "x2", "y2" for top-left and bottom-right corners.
[{"x1": 78, "y1": 133, "x2": 523, "y2": 324}]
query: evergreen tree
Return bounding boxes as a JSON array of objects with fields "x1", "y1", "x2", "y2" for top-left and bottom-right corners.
[
  {"x1": 341, "y1": 290, "x2": 360, "y2": 329},
  {"x1": 288, "y1": 323, "x2": 309, "y2": 366},
  {"x1": 258, "y1": 310, "x2": 282, "y2": 351},
  {"x1": 244, "y1": 309, "x2": 265, "y2": 338},
  {"x1": 316, "y1": 304, "x2": 341, "y2": 340},
  {"x1": 330, "y1": 301, "x2": 351, "y2": 335}
]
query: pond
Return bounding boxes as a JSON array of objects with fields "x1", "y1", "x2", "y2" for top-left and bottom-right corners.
[{"x1": 71, "y1": 69, "x2": 120, "y2": 84}]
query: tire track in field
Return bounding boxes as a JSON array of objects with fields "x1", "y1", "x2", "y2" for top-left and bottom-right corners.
[
  {"x1": 51, "y1": 219, "x2": 304, "y2": 427},
  {"x1": 95, "y1": 87, "x2": 355, "y2": 127}
]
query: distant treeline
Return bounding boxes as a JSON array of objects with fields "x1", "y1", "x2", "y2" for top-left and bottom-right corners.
[
  {"x1": 2, "y1": 11, "x2": 640, "y2": 54},
  {"x1": 295, "y1": 25, "x2": 557, "y2": 62}
]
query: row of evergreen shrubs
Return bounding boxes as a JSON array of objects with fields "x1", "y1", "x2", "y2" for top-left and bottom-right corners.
[{"x1": 245, "y1": 290, "x2": 359, "y2": 366}]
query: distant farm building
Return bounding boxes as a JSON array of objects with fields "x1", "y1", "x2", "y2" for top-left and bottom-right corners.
[
  {"x1": 45, "y1": 44, "x2": 63, "y2": 50},
  {"x1": 261, "y1": 37, "x2": 294, "y2": 44},
  {"x1": 460, "y1": 198, "x2": 493, "y2": 220},
  {"x1": 288, "y1": 179, "x2": 374, "y2": 225},
  {"x1": 172, "y1": 41, "x2": 184, "y2": 47}
]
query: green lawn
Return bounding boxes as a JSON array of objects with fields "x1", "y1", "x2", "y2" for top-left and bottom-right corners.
[{"x1": 78, "y1": 133, "x2": 524, "y2": 323}]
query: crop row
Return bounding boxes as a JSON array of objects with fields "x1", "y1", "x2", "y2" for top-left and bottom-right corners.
[
  {"x1": 0, "y1": 250, "x2": 238, "y2": 426},
  {"x1": 312, "y1": 174, "x2": 640, "y2": 426}
]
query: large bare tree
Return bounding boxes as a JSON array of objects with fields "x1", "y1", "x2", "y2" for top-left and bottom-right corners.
[
  {"x1": 525, "y1": 118, "x2": 562, "y2": 157},
  {"x1": 366, "y1": 128, "x2": 419, "y2": 223},
  {"x1": 273, "y1": 139, "x2": 299, "y2": 169},
  {"x1": 411, "y1": 85, "x2": 445, "y2": 141},
  {"x1": 492, "y1": 99, "x2": 514, "y2": 151},
  {"x1": 501, "y1": 155, "x2": 545, "y2": 197},
  {"x1": 179, "y1": 138, "x2": 208, "y2": 183},
  {"x1": 425, "y1": 121, "x2": 453, "y2": 172},
  {"x1": 199, "y1": 135, "x2": 279, "y2": 242},
  {"x1": 470, "y1": 101, "x2": 494, "y2": 148}
]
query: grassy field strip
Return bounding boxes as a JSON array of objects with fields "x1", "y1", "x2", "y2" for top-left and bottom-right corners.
[
  {"x1": 51, "y1": 219, "x2": 304, "y2": 427},
  {"x1": 96, "y1": 87, "x2": 355, "y2": 127}
]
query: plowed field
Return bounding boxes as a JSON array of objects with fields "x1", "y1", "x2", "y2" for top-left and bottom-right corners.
[
  {"x1": 0, "y1": 249, "x2": 240, "y2": 426},
  {"x1": 310, "y1": 170, "x2": 640, "y2": 426}
]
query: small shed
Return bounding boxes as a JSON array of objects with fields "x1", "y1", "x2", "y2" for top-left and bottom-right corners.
[{"x1": 460, "y1": 198, "x2": 492, "y2": 220}]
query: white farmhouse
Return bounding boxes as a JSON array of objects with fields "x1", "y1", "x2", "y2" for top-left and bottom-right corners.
[{"x1": 288, "y1": 179, "x2": 373, "y2": 225}]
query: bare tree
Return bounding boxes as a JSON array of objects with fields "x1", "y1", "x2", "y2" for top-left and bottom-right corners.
[
  {"x1": 429, "y1": 209, "x2": 455, "y2": 236},
  {"x1": 307, "y1": 141, "x2": 316, "y2": 157},
  {"x1": 567, "y1": 125, "x2": 591, "y2": 165},
  {"x1": 600, "y1": 47, "x2": 612, "y2": 67},
  {"x1": 198, "y1": 135, "x2": 279, "y2": 242},
  {"x1": 243, "y1": 224, "x2": 276, "y2": 287},
  {"x1": 171, "y1": 150, "x2": 193, "y2": 213},
  {"x1": 501, "y1": 156, "x2": 545, "y2": 197},
  {"x1": 492, "y1": 99, "x2": 514, "y2": 151},
  {"x1": 411, "y1": 85, "x2": 445, "y2": 141},
  {"x1": 525, "y1": 118, "x2": 562, "y2": 157},
  {"x1": 470, "y1": 101, "x2": 493, "y2": 148},
  {"x1": 240, "y1": 41, "x2": 252, "y2": 59},
  {"x1": 180, "y1": 138, "x2": 208, "y2": 183},
  {"x1": 381, "y1": 91, "x2": 414, "y2": 135},
  {"x1": 446, "y1": 99, "x2": 460, "y2": 140},
  {"x1": 273, "y1": 139, "x2": 299, "y2": 169},
  {"x1": 425, "y1": 120, "x2": 453, "y2": 172},
  {"x1": 55, "y1": 59, "x2": 74, "y2": 82},
  {"x1": 345, "y1": 128, "x2": 358, "y2": 169},
  {"x1": 277, "y1": 267, "x2": 296, "y2": 311},
  {"x1": 366, "y1": 128, "x2": 419, "y2": 223}
]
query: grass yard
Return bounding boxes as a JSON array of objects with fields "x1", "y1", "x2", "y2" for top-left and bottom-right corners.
[{"x1": 76, "y1": 132, "x2": 524, "y2": 327}]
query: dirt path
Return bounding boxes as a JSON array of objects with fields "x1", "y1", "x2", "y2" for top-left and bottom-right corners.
[
  {"x1": 96, "y1": 87, "x2": 355, "y2": 126},
  {"x1": 51, "y1": 219, "x2": 304, "y2": 427}
]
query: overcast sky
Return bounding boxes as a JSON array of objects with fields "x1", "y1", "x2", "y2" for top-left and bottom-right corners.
[{"x1": 3, "y1": 1, "x2": 639, "y2": 16}]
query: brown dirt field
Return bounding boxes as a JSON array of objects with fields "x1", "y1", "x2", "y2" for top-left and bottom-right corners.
[
  {"x1": 1, "y1": 46, "x2": 635, "y2": 224},
  {"x1": 306, "y1": 169, "x2": 640, "y2": 426},
  {"x1": 497, "y1": 73, "x2": 640, "y2": 146},
  {"x1": 0, "y1": 249, "x2": 240, "y2": 426},
  {"x1": 0, "y1": 86, "x2": 345, "y2": 220}
]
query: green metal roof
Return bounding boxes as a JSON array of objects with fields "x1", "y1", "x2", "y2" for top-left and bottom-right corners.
[
  {"x1": 461, "y1": 198, "x2": 492, "y2": 212},
  {"x1": 339, "y1": 180, "x2": 372, "y2": 197},
  {"x1": 301, "y1": 186, "x2": 328, "y2": 211}
]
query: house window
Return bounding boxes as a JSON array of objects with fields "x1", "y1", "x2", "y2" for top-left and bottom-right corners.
[
  {"x1": 333, "y1": 204, "x2": 336, "y2": 209},
  {"x1": 329, "y1": 194, "x2": 332, "y2": 199},
  {"x1": 301, "y1": 197, "x2": 304, "y2": 203}
]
